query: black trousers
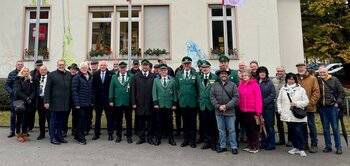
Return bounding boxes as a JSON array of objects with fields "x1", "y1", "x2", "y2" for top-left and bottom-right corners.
[
  {"x1": 16, "y1": 111, "x2": 29, "y2": 134},
  {"x1": 197, "y1": 109, "x2": 203, "y2": 139},
  {"x1": 155, "y1": 108, "x2": 174, "y2": 139},
  {"x1": 94, "y1": 105, "x2": 111, "y2": 135},
  {"x1": 174, "y1": 108, "x2": 182, "y2": 133},
  {"x1": 181, "y1": 107, "x2": 197, "y2": 143},
  {"x1": 77, "y1": 106, "x2": 92, "y2": 142},
  {"x1": 137, "y1": 114, "x2": 154, "y2": 140},
  {"x1": 242, "y1": 112, "x2": 260, "y2": 149},
  {"x1": 27, "y1": 104, "x2": 36, "y2": 130},
  {"x1": 199, "y1": 110, "x2": 218, "y2": 145},
  {"x1": 62, "y1": 109, "x2": 70, "y2": 134},
  {"x1": 71, "y1": 107, "x2": 78, "y2": 133},
  {"x1": 115, "y1": 105, "x2": 132, "y2": 137},
  {"x1": 275, "y1": 112, "x2": 285, "y2": 143},
  {"x1": 37, "y1": 97, "x2": 50, "y2": 135}
]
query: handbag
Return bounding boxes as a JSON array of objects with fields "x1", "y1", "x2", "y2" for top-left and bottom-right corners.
[
  {"x1": 13, "y1": 100, "x2": 26, "y2": 113},
  {"x1": 254, "y1": 115, "x2": 267, "y2": 138},
  {"x1": 287, "y1": 93, "x2": 307, "y2": 119}
]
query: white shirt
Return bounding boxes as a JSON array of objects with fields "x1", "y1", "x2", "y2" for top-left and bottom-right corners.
[
  {"x1": 142, "y1": 71, "x2": 149, "y2": 77},
  {"x1": 39, "y1": 74, "x2": 47, "y2": 96}
]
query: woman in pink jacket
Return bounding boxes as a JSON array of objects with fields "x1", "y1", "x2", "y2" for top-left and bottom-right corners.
[{"x1": 238, "y1": 69, "x2": 263, "y2": 153}]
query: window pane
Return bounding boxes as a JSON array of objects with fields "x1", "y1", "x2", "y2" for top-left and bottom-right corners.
[
  {"x1": 211, "y1": 8, "x2": 231, "y2": 17},
  {"x1": 119, "y1": 22, "x2": 139, "y2": 54},
  {"x1": 26, "y1": 23, "x2": 49, "y2": 59},
  {"x1": 92, "y1": 12, "x2": 111, "y2": 18},
  {"x1": 212, "y1": 21, "x2": 233, "y2": 52},
  {"x1": 91, "y1": 22, "x2": 112, "y2": 51},
  {"x1": 30, "y1": 11, "x2": 49, "y2": 19},
  {"x1": 120, "y1": 11, "x2": 139, "y2": 18}
]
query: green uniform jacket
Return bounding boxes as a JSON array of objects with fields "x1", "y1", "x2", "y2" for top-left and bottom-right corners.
[
  {"x1": 109, "y1": 73, "x2": 134, "y2": 106},
  {"x1": 176, "y1": 70, "x2": 198, "y2": 108},
  {"x1": 152, "y1": 76, "x2": 177, "y2": 109},
  {"x1": 228, "y1": 69, "x2": 240, "y2": 86},
  {"x1": 197, "y1": 73, "x2": 219, "y2": 111}
]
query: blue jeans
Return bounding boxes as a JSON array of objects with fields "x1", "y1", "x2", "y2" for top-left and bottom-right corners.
[
  {"x1": 216, "y1": 115, "x2": 237, "y2": 149},
  {"x1": 10, "y1": 97, "x2": 16, "y2": 132},
  {"x1": 303, "y1": 112, "x2": 318, "y2": 145},
  {"x1": 50, "y1": 111, "x2": 65, "y2": 141},
  {"x1": 261, "y1": 125, "x2": 275, "y2": 148},
  {"x1": 288, "y1": 122, "x2": 304, "y2": 150},
  {"x1": 319, "y1": 106, "x2": 342, "y2": 149}
]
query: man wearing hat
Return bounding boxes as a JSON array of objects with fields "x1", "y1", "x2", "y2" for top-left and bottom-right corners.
[
  {"x1": 131, "y1": 59, "x2": 156, "y2": 145},
  {"x1": 90, "y1": 60, "x2": 99, "y2": 74},
  {"x1": 218, "y1": 55, "x2": 240, "y2": 86},
  {"x1": 152, "y1": 64, "x2": 177, "y2": 146},
  {"x1": 158, "y1": 58, "x2": 175, "y2": 77},
  {"x1": 109, "y1": 62, "x2": 134, "y2": 143},
  {"x1": 197, "y1": 60, "x2": 219, "y2": 150},
  {"x1": 64, "y1": 63, "x2": 79, "y2": 137},
  {"x1": 28, "y1": 59, "x2": 44, "y2": 131},
  {"x1": 153, "y1": 64, "x2": 161, "y2": 78},
  {"x1": 210, "y1": 68, "x2": 239, "y2": 154},
  {"x1": 197, "y1": 60, "x2": 203, "y2": 75},
  {"x1": 296, "y1": 62, "x2": 320, "y2": 153},
  {"x1": 176, "y1": 56, "x2": 199, "y2": 148},
  {"x1": 128, "y1": 59, "x2": 141, "y2": 75}
]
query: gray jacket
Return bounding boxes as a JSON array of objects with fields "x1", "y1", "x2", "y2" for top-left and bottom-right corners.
[{"x1": 210, "y1": 81, "x2": 239, "y2": 116}]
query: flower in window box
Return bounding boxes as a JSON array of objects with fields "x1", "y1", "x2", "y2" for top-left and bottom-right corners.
[
  {"x1": 24, "y1": 48, "x2": 49, "y2": 60},
  {"x1": 89, "y1": 48, "x2": 112, "y2": 57},
  {"x1": 144, "y1": 48, "x2": 168, "y2": 57}
]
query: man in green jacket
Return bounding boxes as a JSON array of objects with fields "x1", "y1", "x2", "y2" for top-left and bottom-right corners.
[
  {"x1": 197, "y1": 60, "x2": 219, "y2": 151},
  {"x1": 218, "y1": 55, "x2": 240, "y2": 86},
  {"x1": 152, "y1": 64, "x2": 177, "y2": 146},
  {"x1": 176, "y1": 56, "x2": 198, "y2": 148},
  {"x1": 109, "y1": 62, "x2": 134, "y2": 144}
]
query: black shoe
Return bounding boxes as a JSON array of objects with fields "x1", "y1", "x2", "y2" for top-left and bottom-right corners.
[
  {"x1": 92, "y1": 135, "x2": 100, "y2": 140},
  {"x1": 108, "y1": 135, "x2": 114, "y2": 141},
  {"x1": 286, "y1": 141, "x2": 293, "y2": 147},
  {"x1": 147, "y1": 138, "x2": 155, "y2": 145},
  {"x1": 58, "y1": 139, "x2": 68, "y2": 143},
  {"x1": 62, "y1": 132, "x2": 67, "y2": 138},
  {"x1": 115, "y1": 137, "x2": 121, "y2": 143},
  {"x1": 51, "y1": 140, "x2": 61, "y2": 145},
  {"x1": 136, "y1": 139, "x2": 146, "y2": 145},
  {"x1": 276, "y1": 141, "x2": 285, "y2": 145},
  {"x1": 336, "y1": 148, "x2": 342, "y2": 155},
  {"x1": 79, "y1": 141, "x2": 87, "y2": 145},
  {"x1": 211, "y1": 145, "x2": 217, "y2": 151},
  {"x1": 259, "y1": 144, "x2": 267, "y2": 149},
  {"x1": 7, "y1": 132, "x2": 15, "y2": 138},
  {"x1": 232, "y1": 149, "x2": 238, "y2": 155},
  {"x1": 217, "y1": 147, "x2": 227, "y2": 153},
  {"x1": 127, "y1": 137, "x2": 133, "y2": 144},
  {"x1": 169, "y1": 138, "x2": 176, "y2": 146},
  {"x1": 181, "y1": 141, "x2": 189, "y2": 147},
  {"x1": 175, "y1": 131, "x2": 181, "y2": 136},
  {"x1": 309, "y1": 144, "x2": 318, "y2": 153},
  {"x1": 322, "y1": 147, "x2": 332, "y2": 153},
  {"x1": 154, "y1": 139, "x2": 161, "y2": 146},
  {"x1": 201, "y1": 143, "x2": 211, "y2": 149},
  {"x1": 304, "y1": 144, "x2": 310, "y2": 150},
  {"x1": 37, "y1": 134, "x2": 45, "y2": 140},
  {"x1": 264, "y1": 147, "x2": 276, "y2": 150},
  {"x1": 190, "y1": 142, "x2": 196, "y2": 148},
  {"x1": 196, "y1": 137, "x2": 204, "y2": 144}
]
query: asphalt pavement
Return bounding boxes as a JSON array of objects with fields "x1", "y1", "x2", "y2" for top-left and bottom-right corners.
[{"x1": 0, "y1": 127, "x2": 349, "y2": 166}]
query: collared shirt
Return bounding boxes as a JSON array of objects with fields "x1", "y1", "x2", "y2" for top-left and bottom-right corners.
[
  {"x1": 184, "y1": 70, "x2": 190, "y2": 79},
  {"x1": 142, "y1": 71, "x2": 149, "y2": 77},
  {"x1": 39, "y1": 74, "x2": 47, "y2": 96}
]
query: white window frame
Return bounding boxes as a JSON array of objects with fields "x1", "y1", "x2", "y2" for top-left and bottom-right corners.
[
  {"x1": 116, "y1": 10, "x2": 141, "y2": 57},
  {"x1": 24, "y1": 8, "x2": 50, "y2": 55},
  {"x1": 88, "y1": 11, "x2": 114, "y2": 55},
  {"x1": 208, "y1": 6, "x2": 237, "y2": 51}
]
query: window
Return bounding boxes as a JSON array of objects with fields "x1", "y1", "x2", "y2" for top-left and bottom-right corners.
[
  {"x1": 209, "y1": 5, "x2": 238, "y2": 59},
  {"x1": 116, "y1": 7, "x2": 141, "y2": 59},
  {"x1": 24, "y1": 8, "x2": 50, "y2": 60},
  {"x1": 88, "y1": 7, "x2": 114, "y2": 59}
]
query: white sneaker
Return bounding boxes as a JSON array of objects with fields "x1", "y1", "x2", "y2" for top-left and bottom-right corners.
[
  {"x1": 288, "y1": 148, "x2": 299, "y2": 154},
  {"x1": 243, "y1": 148, "x2": 250, "y2": 152},
  {"x1": 249, "y1": 149, "x2": 259, "y2": 153},
  {"x1": 298, "y1": 150, "x2": 307, "y2": 157}
]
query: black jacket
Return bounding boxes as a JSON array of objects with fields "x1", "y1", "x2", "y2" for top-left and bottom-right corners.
[
  {"x1": 44, "y1": 70, "x2": 71, "y2": 112},
  {"x1": 317, "y1": 75, "x2": 345, "y2": 107},
  {"x1": 5, "y1": 69, "x2": 19, "y2": 98},
  {"x1": 131, "y1": 71, "x2": 156, "y2": 115},
  {"x1": 71, "y1": 73, "x2": 94, "y2": 107},
  {"x1": 92, "y1": 69, "x2": 113, "y2": 108},
  {"x1": 258, "y1": 77, "x2": 276, "y2": 126},
  {"x1": 15, "y1": 77, "x2": 36, "y2": 112}
]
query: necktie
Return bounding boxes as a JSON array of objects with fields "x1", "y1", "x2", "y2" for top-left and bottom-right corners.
[
  {"x1": 121, "y1": 74, "x2": 125, "y2": 84},
  {"x1": 143, "y1": 72, "x2": 147, "y2": 77},
  {"x1": 163, "y1": 78, "x2": 167, "y2": 87},
  {"x1": 39, "y1": 76, "x2": 45, "y2": 95},
  {"x1": 101, "y1": 72, "x2": 105, "y2": 83},
  {"x1": 185, "y1": 71, "x2": 189, "y2": 79},
  {"x1": 204, "y1": 75, "x2": 208, "y2": 86}
]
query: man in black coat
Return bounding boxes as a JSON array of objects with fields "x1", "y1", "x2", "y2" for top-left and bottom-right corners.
[
  {"x1": 131, "y1": 59, "x2": 156, "y2": 145},
  {"x1": 92, "y1": 61, "x2": 114, "y2": 140},
  {"x1": 44, "y1": 59, "x2": 71, "y2": 145},
  {"x1": 28, "y1": 59, "x2": 43, "y2": 131},
  {"x1": 36, "y1": 65, "x2": 50, "y2": 140}
]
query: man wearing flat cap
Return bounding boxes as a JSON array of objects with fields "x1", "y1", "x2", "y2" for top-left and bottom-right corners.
[
  {"x1": 90, "y1": 60, "x2": 99, "y2": 74},
  {"x1": 197, "y1": 60, "x2": 219, "y2": 150},
  {"x1": 109, "y1": 62, "x2": 134, "y2": 143},
  {"x1": 128, "y1": 59, "x2": 141, "y2": 75},
  {"x1": 218, "y1": 55, "x2": 240, "y2": 86},
  {"x1": 131, "y1": 59, "x2": 156, "y2": 145},
  {"x1": 296, "y1": 62, "x2": 320, "y2": 153},
  {"x1": 210, "y1": 68, "x2": 239, "y2": 154},
  {"x1": 152, "y1": 64, "x2": 177, "y2": 146},
  {"x1": 176, "y1": 56, "x2": 199, "y2": 148},
  {"x1": 158, "y1": 58, "x2": 175, "y2": 77}
]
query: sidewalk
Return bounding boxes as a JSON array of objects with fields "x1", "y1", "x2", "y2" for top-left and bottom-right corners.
[{"x1": 0, "y1": 127, "x2": 348, "y2": 166}]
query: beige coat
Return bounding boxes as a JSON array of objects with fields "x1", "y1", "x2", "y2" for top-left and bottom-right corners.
[
  {"x1": 296, "y1": 72, "x2": 320, "y2": 112},
  {"x1": 277, "y1": 84, "x2": 309, "y2": 123}
]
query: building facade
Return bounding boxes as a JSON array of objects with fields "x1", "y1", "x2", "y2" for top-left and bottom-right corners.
[{"x1": 0, "y1": 0, "x2": 304, "y2": 77}]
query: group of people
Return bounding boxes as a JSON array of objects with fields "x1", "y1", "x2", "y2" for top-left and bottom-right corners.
[{"x1": 4, "y1": 55, "x2": 346, "y2": 157}]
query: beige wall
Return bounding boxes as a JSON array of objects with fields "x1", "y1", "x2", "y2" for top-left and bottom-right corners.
[{"x1": 0, "y1": 0, "x2": 304, "y2": 77}]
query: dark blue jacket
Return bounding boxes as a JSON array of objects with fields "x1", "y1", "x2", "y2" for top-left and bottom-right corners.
[
  {"x1": 5, "y1": 69, "x2": 19, "y2": 98},
  {"x1": 71, "y1": 72, "x2": 94, "y2": 107},
  {"x1": 258, "y1": 77, "x2": 276, "y2": 126}
]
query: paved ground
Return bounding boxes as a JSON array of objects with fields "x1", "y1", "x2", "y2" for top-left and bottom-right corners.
[{"x1": 0, "y1": 127, "x2": 349, "y2": 166}]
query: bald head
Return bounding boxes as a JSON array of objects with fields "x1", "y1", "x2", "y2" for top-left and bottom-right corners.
[
  {"x1": 238, "y1": 60, "x2": 245, "y2": 70},
  {"x1": 99, "y1": 60, "x2": 107, "y2": 71}
]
